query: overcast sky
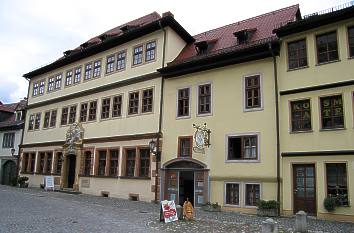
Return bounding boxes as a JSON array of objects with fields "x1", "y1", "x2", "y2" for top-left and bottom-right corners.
[{"x1": 0, "y1": 0, "x2": 350, "y2": 103}]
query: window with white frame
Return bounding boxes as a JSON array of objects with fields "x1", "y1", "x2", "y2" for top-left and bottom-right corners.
[
  {"x1": 145, "y1": 41, "x2": 156, "y2": 62},
  {"x1": 106, "y1": 55, "x2": 115, "y2": 74},
  {"x1": 225, "y1": 183, "x2": 240, "y2": 206},
  {"x1": 28, "y1": 114, "x2": 35, "y2": 130},
  {"x1": 133, "y1": 45, "x2": 143, "y2": 65},
  {"x1": 228, "y1": 135, "x2": 258, "y2": 160},
  {"x1": 93, "y1": 60, "x2": 101, "y2": 78},
  {"x1": 84, "y1": 63, "x2": 92, "y2": 80},
  {"x1": 2, "y1": 133, "x2": 15, "y2": 148},
  {"x1": 54, "y1": 73, "x2": 62, "y2": 90},
  {"x1": 48, "y1": 76, "x2": 55, "y2": 92},
  {"x1": 74, "y1": 67, "x2": 81, "y2": 84},
  {"x1": 39, "y1": 80, "x2": 45, "y2": 95},
  {"x1": 117, "y1": 50, "x2": 126, "y2": 70},
  {"x1": 33, "y1": 82, "x2": 39, "y2": 96},
  {"x1": 65, "y1": 70, "x2": 73, "y2": 86},
  {"x1": 245, "y1": 183, "x2": 260, "y2": 206}
]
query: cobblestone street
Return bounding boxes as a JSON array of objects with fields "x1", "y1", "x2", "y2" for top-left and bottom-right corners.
[{"x1": 0, "y1": 185, "x2": 353, "y2": 233}]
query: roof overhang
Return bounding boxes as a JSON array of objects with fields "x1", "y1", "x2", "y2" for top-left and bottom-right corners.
[
  {"x1": 23, "y1": 16, "x2": 195, "y2": 79},
  {"x1": 273, "y1": 5, "x2": 354, "y2": 37},
  {"x1": 159, "y1": 38, "x2": 280, "y2": 78}
]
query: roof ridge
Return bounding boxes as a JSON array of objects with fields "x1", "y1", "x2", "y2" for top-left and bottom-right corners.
[{"x1": 193, "y1": 4, "x2": 299, "y2": 38}]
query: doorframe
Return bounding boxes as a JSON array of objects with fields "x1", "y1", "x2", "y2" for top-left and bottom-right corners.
[{"x1": 291, "y1": 162, "x2": 317, "y2": 215}]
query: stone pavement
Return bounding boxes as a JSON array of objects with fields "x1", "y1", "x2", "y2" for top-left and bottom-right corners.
[{"x1": 0, "y1": 185, "x2": 353, "y2": 233}]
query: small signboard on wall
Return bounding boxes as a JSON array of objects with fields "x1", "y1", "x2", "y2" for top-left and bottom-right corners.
[
  {"x1": 161, "y1": 200, "x2": 178, "y2": 223},
  {"x1": 44, "y1": 176, "x2": 54, "y2": 191}
]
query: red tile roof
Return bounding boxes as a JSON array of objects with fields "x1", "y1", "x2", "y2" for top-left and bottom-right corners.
[
  {"x1": 171, "y1": 5, "x2": 299, "y2": 65},
  {"x1": 72, "y1": 12, "x2": 162, "y2": 52},
  {"x1": 0, "y1": 102, "x2": 17, "y2": 113}
]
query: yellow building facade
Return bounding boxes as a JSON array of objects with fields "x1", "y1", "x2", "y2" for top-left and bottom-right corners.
[{"x1": 275, "y1": 5, "x2": 354, "y2": 221}]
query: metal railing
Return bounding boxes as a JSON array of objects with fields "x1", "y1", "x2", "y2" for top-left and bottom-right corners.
[{"x1": 303, "y1": 1, "x2": 354, "y2": 19}]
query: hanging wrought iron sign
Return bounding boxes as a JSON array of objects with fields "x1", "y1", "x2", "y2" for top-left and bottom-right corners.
[{"x1": 193, "y1": 123, "x2": 211, "y2": 153}]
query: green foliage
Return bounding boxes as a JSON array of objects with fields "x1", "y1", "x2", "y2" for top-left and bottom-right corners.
[
  {"x1": 256, "y1": 200, "x2": 279, "y2": 210},
  {"x1": 324, "y1": 197, "x2": 337, "y2": 212}
]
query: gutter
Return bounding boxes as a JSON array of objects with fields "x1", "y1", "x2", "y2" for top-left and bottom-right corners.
[
  {"x1": 155, "y1": 20, "x2": 167, "y2": 203},
  {"x1": 268, "y1": 42, "x2": 281, "y2": 216}
]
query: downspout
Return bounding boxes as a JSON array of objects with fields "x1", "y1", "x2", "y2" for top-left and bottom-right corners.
[
  {"x1": 268, "y1": 42, "x2": 281, "y2": 215},
  {"x1": 155, "y1": 20, "x2": 166, "y2": 203}
]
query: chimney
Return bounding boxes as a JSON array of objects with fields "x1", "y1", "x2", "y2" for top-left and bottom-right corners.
[{"x1": 162, "y1": 11, "x2": 174, "y2": 18}]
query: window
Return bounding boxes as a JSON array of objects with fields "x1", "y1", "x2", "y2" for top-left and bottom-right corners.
[
  {"x1": 28, "y1": 114, "x2": 34, "y2": 130},
  {"x1": 54, "y1": 73, "x2": 62, "y2": 90},
  {"x1": 80, "y1": 103, "x2": 88, "y2": 122},
  {"x1": 101, "y1": 98, "x2": 111, "y2": 119},
  {"x1": 34, "y1": 113, "x2": 41, "y2": 130},
  {"x1": 109, "y1": 149, "x2": 119, "y2": 176},
  {"x1": 290, "y1": 99, "x2": 312, "y2": 132},
  {"x1": 84, "y1": 151, "x2": 92, "y2": 176},
  {"x1": 125, "y1": 149, "x2": 136, "y2": 177},
  {"x1": 55, "y1": 152, "x2": 63, "y2": 174},
  {"x1": 145, "y1": 41, "x2": 156, "y2": 62},
  {"x1": 98, "y1": 150, "x2": 106, "y2": 176},
  {"x1": 74, "y1": 67, "x2": 81, "y2": 84},
  {"x1": 320, "y1": 95, "x2": 344, "y2": 129},
  {"x1": 38, "y1": 152, "x2": 45, "y2": 174},
  {"x1": 128, "y1": 92, "x2": 139, "y2": 115},
  {"x1": 139, "y1": 148, "x2": 150, "y2": 177},
  {"x1": 106, "y1": 55, "x2": 115, "y2": 74},
  {"x1": 133, "y1": 45, "x2": 143, "y2": 65},
  {"x1": 61, "y1": 107, "x2": 69, "y2": 126},
  {"x1": 142, "y1": 89, "x2": 153, "y2": 113},
  {"x1": 84, "y1": 63, "x2": 92, "y2": 80},
  {"x1": 93, "y1": 60, "x2": 101, "y2": 78},
  {"x1": 2, "y1": 133, "x2": 15, "y2": 148},
  {"x1": 68, "y1": 105, "x2": 77, "y2": 124},
  {"x1": 48, "y1": 77, "x2": 55, "y2": 92},
  {"x1": 49, "y1": 110, "x2": 57, "y2": 128},
  {"x1": 348, "y1": 26, "x2": 354, "y2": 58},
  {"x1": 326, "y1": 163, "x2": 348, "y2": 206},
  {"x1": 288, "y1": 39, "x2": 307, "y2": 69},
  {"x1": 198, "y1": 84, "x2": 211, "y2": 115},
  {"x1": 21, "y1": 153, "x2": 29, "y2": 173},
  {"x1": 117, "y1": 51, "x2": 126, "y2": 70},
  {"x1": 177, "y1": 88, "x2": 190, "y2": 117},
  {"x1": 245, "y1": 183, "x2": 260, "y2": 206},
  {"x1": 39, "y1": 80, "x2": 45, "y2": 95},
  {"x1": 112, "y1": 95, "x2": 122, "y2": 117},
  {"x1": 30, "y1": 153, "x2": 35, "y2": 173},
  {"x1": 65, "y1": 70, "x2": 73, "y2": 86},
  {"x1": 88, "y1": 101, "x2": 97, "y2": 121},
  {"x1": 33, "y1": 82, "x2": 39, "y2": 96},
  {"x1": 43, "y1": 111, "x2": 50, "y2": 128},
  {"x1": 228, "y1": 135, "x2": 258, "y2": 160},
  {"x1": 225, "y1": 183, "x2": 240, "y2": 205},
  {"x1": 178, "y1": 136, "x2": 192, "y2": 157},
  {"x1": 245, "y1": 75, "x2": 261, "y2": 109},
  {"x1": 46, "y1": 152, "x2": 52, "y2": 174},
  {"x1": 316, "y1": 31, "x2": 339, "y2": 64},
  {"x1": 15, "y1": 111, "x2": 22, "y2": 121}
]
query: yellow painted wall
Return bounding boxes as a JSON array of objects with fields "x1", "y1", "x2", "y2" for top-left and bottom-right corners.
[
  {"x1": 278, "y1": 19, "x2": 354, "y2": 92},
  {"x1": 282, "y1": 156, "x2": 354, "y2": 217},
  {"x1": 162, "y1": 58, "x2": 279, "y2": 206}
]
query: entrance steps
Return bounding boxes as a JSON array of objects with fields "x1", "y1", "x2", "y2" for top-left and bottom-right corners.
[{"x1": 57, "y1": 188, "x2": 82, "y2": 195}]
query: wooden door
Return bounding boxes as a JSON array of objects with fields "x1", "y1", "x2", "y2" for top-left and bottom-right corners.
[
  {"x1": 165, "y1": 170, "x2": 178, "y2": 203},
  {"x1": 293, "y1": 164, "x2": 316, "y2": 215}
]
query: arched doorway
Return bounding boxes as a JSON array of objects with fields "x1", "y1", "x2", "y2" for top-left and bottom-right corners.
[
  {"x1": 161, "y1": 158, "x2": 209, "y2": 207},
  {"x1": 2, "y1": 160, "x2": 16, "y2": 185}
]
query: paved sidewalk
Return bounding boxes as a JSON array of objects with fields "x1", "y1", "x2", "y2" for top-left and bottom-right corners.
[{"x1": 0, "y1": 185, "x2": 353, "y2": 233}]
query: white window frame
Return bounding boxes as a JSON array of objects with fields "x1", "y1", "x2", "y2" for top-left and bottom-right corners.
[
  {"x1": 244, "y1": 182, "x2": 261, "y2": 208},
  {"x1": 225, "y1": 132, "x2": 261, "y2": 163},
  {"x1": 176, "y1": 86, "x2": 191, "y2": 119},
  {"x1": 196, "y1": 82, "x2": 213, "y2": 117},
  {"x1": 224, "y1": 182, "x2": 241, "y2": 207},
  {"x1": 242, "y1": 73, "x2": 264, "y2": 112}
]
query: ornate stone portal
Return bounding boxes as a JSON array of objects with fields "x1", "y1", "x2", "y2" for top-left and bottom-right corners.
[{"x1": 60, "y1": 123, "x2": 84, "y2": 191}]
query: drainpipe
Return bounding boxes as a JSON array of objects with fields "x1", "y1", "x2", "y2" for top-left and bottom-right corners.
[
  {"x1": 268, "y1": 42, "x2": 281, "y2": 215},
  {"x1": 155, "y1": 20, "x2": 166, "y2": 203}
]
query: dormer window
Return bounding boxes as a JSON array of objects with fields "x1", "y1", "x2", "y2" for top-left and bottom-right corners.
[
  {"x1": 16, "y1": 111, "x2": 22, "y2": 121},
  {"x1": 233, "y1": 28, "x2": 256, "y2": 44},
  {"x1": 195, "y1": 41, "x2": 208, "y2": 55},
  {"x1": 120, "y1": 25, "x2": 138, "y2": 33}
]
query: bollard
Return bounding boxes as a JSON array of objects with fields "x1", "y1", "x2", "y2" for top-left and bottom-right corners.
[
  {"x1": 261, "y1": 218, "x2": 278, "y2": 233},
  {"x1": 295, "y1": 211, "x2": 308, "y2": 233}
]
